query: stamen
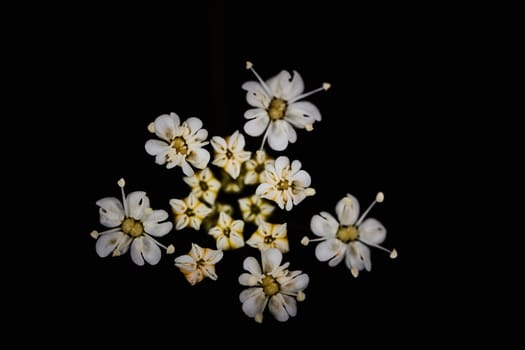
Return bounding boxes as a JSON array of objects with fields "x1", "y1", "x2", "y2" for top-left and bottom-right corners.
[
  {"x1": 356, "y1": 191, "x2": 383, "y2": 226},
  {"x1": 145, "y1": 233, "x2": 173, "y2": 252},
  {"x1": 390, "y1": 249, "x2": 398, "y2": 259},
  {"x1": 118, "y1": 178, "x2": 130, "y2": 217},
  {"x1": 296, "y1": 291, "x2": 306, "y2": 302},
  {"x1": 363, "y1": 241, "x2": 397, "y2": 258},
  {"x1": 289, "y1": 83, "x2": 330, "y2": 103},
  {"x1": 255, "y1": 313, "x2": 263, "y2": 323},
  {"x1": 301, "y1": 237, "x2": 310, "y2": 246},
  {"x1": 90, "y1": 230, "x2": 99, "y2": 239},
  {"x1": 147, "y1": 122, "x2": 155, "y2": 133},
  {"x1": 305, "y1": 124, "x2": 314, "y2": 131},
  {"x1": 245, "y1": 61, "x2": 272, "y2": 97},
  {"x1": 92, "y1": 227, "x2": 120, "y2": 237},
  {"x1": 166, "y1": 245, "x2": 175, "y2": 254},
  {"x1": 305, "y1": 188, "x2": 316, "y2": 196},
  {"x1": 259, "y1": 124, "x2": 271, "y2": 151}
]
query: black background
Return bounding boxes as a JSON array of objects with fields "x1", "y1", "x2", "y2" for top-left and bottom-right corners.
[{"x1": 33, "y1": 0, "x2": 441, "y2": 344}]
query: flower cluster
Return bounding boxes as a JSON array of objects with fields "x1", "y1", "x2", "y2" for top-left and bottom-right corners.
[{"x1": 90, "y1": 62, "x2": 397, "y2": 323}]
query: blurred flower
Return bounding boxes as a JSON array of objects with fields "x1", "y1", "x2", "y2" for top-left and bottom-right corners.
[
  {"x1": 238, "y1": 194, "x2": 275, "y2": 225},
  {"x1": 239, "y1": 248, "x2": 309, "y2": 323},
  {"x1": 175, "y1": 243, "x2": 223, "y2": 285},
  {"x1": 91, "y1": 178, "x2": 174, "y2": 266},
  {"x1": 145, "y1": 113, "x2": 210, "y2": 176},
  {"x1": 256, "y1": 155, "x2": 315, "y2": 211},
  {"x1": 301, "y1": 192, "x2": 397, "y2": 277},
  {"x1": 183, "y1": 167, "x2": 221, "y2": 205},
  {"x1": 242, "y1": 61, "x2": 330, "y2": 151}
]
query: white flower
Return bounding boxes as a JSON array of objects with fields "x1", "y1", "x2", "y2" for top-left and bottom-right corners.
[
  {"x1": 208, "y1": 212, "x2": 245, "y2": 250},
  {"x1": 256, "y1": 155, "x2": 315, "y2": 211},
  {"x1": 211, "y1": 130, "x2": 252, "y2": 179},
  {"x1": 242, "y1": 61, "x2": 330, "y2": 151},
  {"x1": 183, "y1": 167, "x2": 221, "y2": 205},
  {"x1": 239, "y1": 248, "x2": 309, "y2": 323},
  {"x1": 244, "y1": 150, "x2": 274, "y2": 185},
  {"x1": 90, "y1": 178, "x2": 174, "y2": 266},
  {"x1": 301, "y1": 192, "x2": 397, "y2": 277},
  {"x1": 175, "y1": 243, "x2": 223, "y2": 286},
  {"x1": 169, "y1": 192, "x2": 213, "y2": 230},
  {"x1": 238, "y1": 194, "x2": 275, "y2": 225},
  {"x1": 145, "y1": 113, "x2": 210, "y2": 176},
  {"x1": 246, "y1": 222, "x2": 289, "y2": 253}
]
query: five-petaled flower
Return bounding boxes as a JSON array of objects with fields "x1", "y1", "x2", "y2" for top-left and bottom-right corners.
[
  {"x1": 145, "y1": 113, "x2": 210, "y2": 176},
  {"x1": 91, "y1": 178, "x2": 174, "y2": 266},
  {"x1": 246, "y1": 221, "x2": 289, "y2": 253},
  {"x1": 301, "y1": 192, "x2": 397, "y2": 277},
  {"x1": 256, "y1": 155, "x2": 315, "y2": 211},
  {"x1": 239, "y1": 248, "x2": 309, "y2": 323},
  {"x1": 238, "y1": 194, "x2": 275, "y2": 225},
  {"x1": 242, "y1": 61, "x2": 330, "y2": 151},
  {"x1": 208, "y1": 212, "x2": 245, "y2": 250},
  {"x1": 183, "y1": 167, "x2": 221, "y2": 205},
  {"x1": 211, "y1": 130, "x2": 252, "y2": 180},
  {"x1": 175, "y1": 243, "x2": 223, "y2": 285},
  {"x1": 170, "y1": 192, "x2": 213, "y2": 230}
]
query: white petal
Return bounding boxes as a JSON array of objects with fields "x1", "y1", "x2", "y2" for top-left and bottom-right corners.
[
  {"x1": 262, "y1": 248, "x2": 283, "y2": 274},
  {"x1": 144, "y1": 221, "x2": 172, "y2": 237},
  {"x1": 281, "y1": 273, "x2": 309, "y2": 293},
  {"x1": 180, "y1": 159, "x2": 195, "y2": 176},
  {"x1": 229, "y1": 232, "x2": 245, "y2": 249},
  {"x1": 216, "y1": 236, "x2": 230, "y2": 250},
  {"x1": 246, "y1": 233, "x2": 264, "y2": 249},
  {"x1": 244, "y1": 108, "x2": 266, "y2": 120},
  {"x1": 243, "y1": 256, "x2": 262, "y2": 276},
  {"x1": 315, "y1": 238, "x2": 345, "y2": 264},
  {"x1": 359, "y1": 218, "x2": 387, "y2": 245},
  {"x1": 211, "y1": 136, "x2": 227, "y2": 153},
  {"x1": 169, "y1": 198, "x2": 186, "y2": 214},
  {"x1": 96, "y1": 197, "x2": 124, "y2": 228},
  {"x1": 268, "y1": 294, "x2": 290, "y2": 322},
  {"x1": 203, "y1": 248, "x2": 223, "y2": 264},
  {"x1": 266, "y1": 70, "x2": 289, "y2": 97},
  {"x1": 239, "y1": 273, "x2": 258, "y2": 286},
  {"x1": 273, "y1": 156, "x2": 290, "y2": 176},
  {"x1": 281, "y1": 70, "x2": 304, "y2": 101},
  {"x1": 183, "y1": 174, "x2": 199, "y2": 187},
  {"x1": 225, "y1": 160, "x2": 241, "y2": 179},
  {"x1": 244, "y1": 116, "x2": 269, "y2": 137},
  {"x1": 310, "y1": 212, "x2": 338, "y2": 238},
  {"x1": 287, "y1": 101, "x2": 322, "y2": 126},
  {"x1": 141, "y1": 236, "x2": 162, "y2": 265},
  {"x1": 242, "y1": 81, "x2": 270, "y2": 108},
  {"x1": 130, "y1": 238, "x2": 145, "y2": 266},
  {"x1": 190, "y1": 243, "x2": 204, "y2": 260},
  {"x1": 336, "y1": 194, "x2": 360, "y2": 226},
  {"x1": 328, "y1": 251, "x2": 345, "y2": 267},
  {"x1": 175, "y1": 215, "x2": 189, "y2": 230},
  {"x1": 187, "y1": 148, "x2": 210, "y2": 170},
  {"x1": 154, "y1": 114, "x2": 179, "y2": 141},
  {"x1": 95, "y1": 231, "x2": 124, "y2": 257},
  {"x1": 345, "y1": 242, "x2": 365, "y2": 271},
  {"x1": 274, "y1": 239, "x2": 289, "y2": 253},
  {"x1": 241, "y1": 290, "x2": 266, "y2": 318},
  {"x1": 174, "y1": 255, "x2": 196, "y2": 272},
  {"x1": 143, "y1": 209, "x2": 168, "y2": 223},
  {"x1": 267, "y1": 120, "x2": 290, "y2": 151},
  {"x1": 184, "y1": 117, "x2": 203, "y2": 134},
  {"x1": 291, "y1": 170, "x2": 311, "y2": 187},
  {"x1": 126, "y1": 191, "x2": 149, "y2": 220},
  {"x1": 145, "y1": 139, "x2": 170, "y2": 157},
  {"x1": 239, "y1": 287, "x2": 262, "y2": 302},
  {"x1": 228, "y1": 130, "x2": 246, "y2": 151}
]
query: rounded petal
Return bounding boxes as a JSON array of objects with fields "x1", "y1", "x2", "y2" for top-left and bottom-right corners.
[
  {"x1": 95, "y1": 231, "x2": 124, "y2": 257},
  {"x1": 268, "y1": 294, "x2": 290, "y2": 322},
  {"x1": 184, "y1": 117, "x2": 203, "y2": 134},
  {"x1": 287, "y1": 101, "x2": 322, "y2": 126},
  {"x1": 241, "y1": 290, "x2": 266, "y2": 318},
  {"x1": 175, "y1": 215, "x2": 189, "y2": 230},
  {"x1": 244, "y1": 108, "x2": 266, "y2": 120},
  {"x1": 142, "y1": 236, "x2": 162, "y2": 265},
  {"x1": 211, "y1": 136, "x2": 228, "y2": 153},
  {"x1": 130, "y1": 237, "x2": 145, "y2": 266},
  {"x1": 229, "y1": 232, "x2": 245, "y2": 249},
  {"x1": 267, "y1": 121, "x2": 290, "y2": 151},
  {"x1": 281, "y1": 70, "x2": 304, "y2": 100},
  {"x1": 310, "y1": 212, "x2": 338, "y2": 238},
  {"x1": 281, "y1": 273, "x2": 309, "y2": 293},
  {"x1": 336, "y1": 194, "x2": 360, "y2": 226},
  {"x1": 154, "y1": 114, "x2": 179, "y2": 141},
  {"x1": 144, "y1": 221, "x2": 172, "y2": 237},
  {"x1": 239, "y1": 273, "x2": 258, "y2": 286},
  {"x1": 174, "y1": 255, "x2": 196, "y2": 272},
  {"x1": 244, "y1": 116, "x2": 269, "y2": 137},
  {"x1": 266, "y1": 70, "x2": 289, "y2": 97},
  {"x1": 242, "y1": 81, "x2": 270, "y2": 108},
  {"x1": 228, "y1": 130, "x2": 246, "y2": 151},
  {"x1": 291, "y1": 170, "x2": 311, "y2": 187},
  {"x1": 180, "y1": 159, "x2": 195, "y2": 176},
  {"x1": 345, "y1": 241, "x2": 365, "y2": 271},
  {"x1": 96, "y1": 197, "x2": 124, "y2": 228},
  {"x1": 216, "y1": 236, "x2": 230, "y2": 250},
  {"x1": 243, "y1": 256, "x2": 262, "y2": 276},
  {"x1": 145, "y1": 139, "x2": 170, "y2": 157},
  {"x1": 203, "y1": 248, "x2": 223, "y2": 264},
  {"x1": 169, "y1": 198, "x2": 186, "y2": 214},
  {"x1": 225, "y1": 159, "x2": 241, "y2": 179},
  {"x1": 143, "y1": 209, "x2": 168, "y2": 223},
  {"x1": 126, "y1": 191, "x2": 149, "y2": 220},
  {"x1": 262, "y1": 248, "x2": 283, "y2": 274},
  {"x1": 315, "y1": 238, "x2": 345, "y2": 264},
  {"x1": 359, "y1": 218, "x2": 387, "y2": 245},
  {"x1": 187, "y1": 148, "x2": 210, "y2": 170},
  {"x1": 273, "y1": 156, "x2": 290, "y2": 176}
]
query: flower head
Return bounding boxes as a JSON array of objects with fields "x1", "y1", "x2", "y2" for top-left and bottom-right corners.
[
  {"x1": 169, "y1": 192, "x2": 213, "y2": 230},
  {"x1": 239, "y1": 248, "x2": 309, "y2": 323},
  {"x1": 211, "y1": 130, "x2": 251, "y2": 179},
  {"x1": 175, "y1": 243, "x2": 223, "y2": 285},
  {"x1": 242, "y1": 61, "x2": 330, "y2": 151},
  {"x1": 208, "y1": 212, "x2": 245, "y2": 250},
  {"x1": 301, "y1": 192, "x2": 397, "y2": 277},
  {"x1": 256, "y1": 155, "x2": 315, "y2": 211},
  {"x1": 183, "y1": 167, "x2": 221, "y2": 205},
  {"x1": 145, "y1": 113, "x2": 210, "y2": 176},
  {"x1": 246, "y1": 222, "x2": 289, "y2": 253},
  {"x1": 90, "y1": 178, "x2": 174, "y2": 266}
]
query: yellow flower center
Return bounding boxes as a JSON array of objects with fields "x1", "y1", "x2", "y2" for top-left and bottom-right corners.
[
  {"x1": 276, "y1": 180, "x2": 289, "y2": 191},
  {"x1": 121, "y1": 218, "x2": 144, "y2": 237},
  {"x1": 261, "y1": 275, "x2": 280, "y2": 296},
  {"x1": 171, "y1": 137, "x2": 188, "y2": 155},
  {"x1": 337, "y1": 225, "x2": 359, "y2": 243},
  {"x1": 268, "y1": 98, "x2": 287, "y2": 120},
  {"x1": 264, "y1": 235, "x2": 275, "y2": 244}
]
